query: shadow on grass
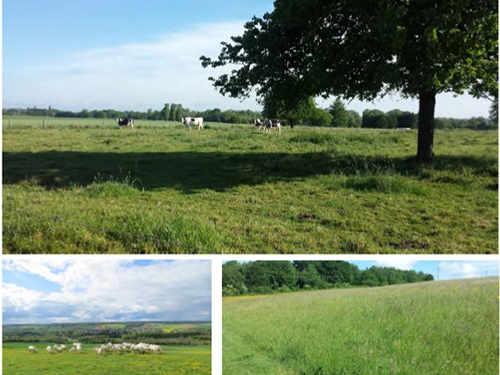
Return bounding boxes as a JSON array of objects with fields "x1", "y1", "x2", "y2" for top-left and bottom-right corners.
[{"x1": 3, "y1": 151, "x2": 497, "y2": 193}]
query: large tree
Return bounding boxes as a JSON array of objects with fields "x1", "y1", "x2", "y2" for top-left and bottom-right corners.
[
  {"x1": 201, "y1": 0, "x2": 497, "y2": 161},
  {"x1": 329, "y1": 98, "x2": 348, "y2": 127}
]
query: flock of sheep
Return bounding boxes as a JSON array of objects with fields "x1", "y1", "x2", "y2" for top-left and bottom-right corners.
[
  {"x1": 94, "y1": 342, "x2": 163, "y2": 355},
  {"x1": 28, "y1": 343, "x2": 81, "y2": 354},
  {"x1": 28, "y1": 342, "x2": 163, "y2": 355}
]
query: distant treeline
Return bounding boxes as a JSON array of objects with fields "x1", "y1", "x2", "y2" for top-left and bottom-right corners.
[
  {"x1": 328, "y1": 99, "x2": 497, "y2": 130},
  {"x1": 3, "y1": 103, "x2": 496, "y2": 130},
  {"x1": 2, "y1": 105, "x2": 262, "y2": 125},
  {"x1": 223, "y1": 261, "x2": 434, "y2": 296},
  {"x1": 3, "y1": 322, "x2": 211, "y2": 346},
  {"x1": 360, "y1": 109, "x2": 495, "y2": 130}
]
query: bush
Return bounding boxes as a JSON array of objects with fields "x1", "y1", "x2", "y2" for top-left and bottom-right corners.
[
  {"x1": 362, "y1": 109, "x2": 388, "y2": 128},
  {"x1": 308, "y1": 108, "x2": 333, "y2": 127},
  {"x1": 346, "y1": 110, "x2": 362, "y2": 128}
]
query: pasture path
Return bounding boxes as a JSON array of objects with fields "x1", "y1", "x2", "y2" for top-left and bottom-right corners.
[
  {"x1": 223, "y1": 326, "x2": 299, "y2": 375},
  {"x1": 3, "y1": 121, "x2": 498, "y2": 253}
]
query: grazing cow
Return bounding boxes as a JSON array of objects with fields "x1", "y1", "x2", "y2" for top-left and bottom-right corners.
[
  {"x1": 28, "y1": 346, "x2": 38, "y2": 354},
  {"x1": 254, "y1": 119, "x2": 265, "y2": 132},
  {"x1": 265, "y1": 119, "x2": 282, "y2": 134},
  {"x1": 115, "y1": 118, "x2": 134, "y2": 129},
  {"x1": 46, "y1": 346, "x2": 52, "y2": 354},
  {"x1": 181, "y1": 117, "x2": 204, "y2": 130}
]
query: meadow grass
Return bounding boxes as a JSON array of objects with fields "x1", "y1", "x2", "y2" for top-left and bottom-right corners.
[
  {"x1": 223, "y1": 277, "x2": 499, "y2": 375},
  {"x1": 3, "y1": 116, "x2": 498, "y2": 253},
  {"x1": 2, "y1": 342, "x2": 211, "y2": 375}
]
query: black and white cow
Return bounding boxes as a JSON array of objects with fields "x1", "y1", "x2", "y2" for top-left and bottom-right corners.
[
  {"x1": 254, "y1": 119, "x2": 265, "y2": 132},
  {"x1": 265, "y1": 119, "x2": 281, "y2": 134},
  {"x1": 115, "y1": 118, "x2": 134, "y2": 129},
  {"x1": 181, "y1": 117, "x2": 204, "y2": 130}
]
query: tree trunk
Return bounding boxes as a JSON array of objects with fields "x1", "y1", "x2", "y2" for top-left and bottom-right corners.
[{"x1": 417, "y1": 91, "x2": 436, "y2": 161}]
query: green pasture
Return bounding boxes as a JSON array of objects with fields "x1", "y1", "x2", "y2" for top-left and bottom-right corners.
[
  {"x1": 223, "y1": 277, "x2": 499, "y2": 375},
  {"x1": 3, "y1": 116, "x2": 497, "y2": 253},
  {"x1": 2, "y1": 342, "x2": 211, "y2": 375},
  {"x1": 2, "y1": 116, "x2": 176, "y2": 129}
]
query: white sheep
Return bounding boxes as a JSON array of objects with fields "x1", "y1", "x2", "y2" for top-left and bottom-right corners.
[
  {"x1": 28, "y1": 346, "x2": 38, "y2": 354},
  {"x1": 46, "y1": 346, "x2": 52, "y2": 354}
]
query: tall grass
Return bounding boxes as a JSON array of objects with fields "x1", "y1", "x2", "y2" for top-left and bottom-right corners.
[
  {"x1": 2, "y1": 342, "x2": 211, "y2": 375},
  {"x1": 223, "y1": 278, "x2": 499, "y2": 375},
  {"x1": 3, "y1": 119, "x2": 498, "y2": 253}
]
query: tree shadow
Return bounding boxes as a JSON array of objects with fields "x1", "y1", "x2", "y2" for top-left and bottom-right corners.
[{"x1": 3, "y1": 151, "x2": 497, "y2": 193}]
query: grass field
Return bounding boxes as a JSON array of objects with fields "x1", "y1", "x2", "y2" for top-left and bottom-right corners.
[
  {"x1": 223, "y1": 277, "x2": 499, "y2": 375},
  {"x1": 3, "y1": 116, "x2": 498, "y2": 253},
  {"x1": 2, "y1": 342, "x2": 211, "y2": 375}
]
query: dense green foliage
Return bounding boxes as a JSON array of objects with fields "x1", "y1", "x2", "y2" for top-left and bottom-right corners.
[
  {"x1": 490, "y1": 97, "x2": 499, "y2": 124},
  {"x1": 3, "y1": 322, "x2": 211, "y2": 346},
  {"x1": 4, "y1": 106, "x2": 496, "y2": 130},
  {"x1": 329, "y1": 99, "x2": 348, "y2": 127},
  {"x1": 3, "y1": 117, "x2": 497, "y2": 253},
  {"x1": 223, "y1": 277, "x2": 499, "y2": 375},
  {"x1": 3, "y1": 342, "x2": 211, "y2": 375},
  {"x1": 222, "y1": 261, "x2": 433, "y2": 295},
  {"x1": 346, "y1": 110, "x2": 362, "y2": 128},
  {"x1": 201, "y1": 0, "x2": 498, "y2": 160}
]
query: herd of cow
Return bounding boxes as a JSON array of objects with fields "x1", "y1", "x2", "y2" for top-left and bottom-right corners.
[
  {"x1": 115, "y1": 117, "x2": 282, "y2": 133},
  {"x1": 28, "y1": 342, "x2": 163, "y2": 355}
]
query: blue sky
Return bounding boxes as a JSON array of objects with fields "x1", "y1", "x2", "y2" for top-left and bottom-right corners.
[
  {"x1": 350, "y1": 260, "x2": 499, "y2": 281},
  {"x1": 2, "y1": 259, "x2": 211, "y2": 324},
  {"x1": 231, "y1": 260, "x2": 499, "y2": 281},
  {"x1": 3, "y1": 0, "x2": 492, "y2": 117}
]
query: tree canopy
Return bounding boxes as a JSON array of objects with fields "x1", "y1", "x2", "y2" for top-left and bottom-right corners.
[
  {"x1": 201, "y1": 0, "x2": 498, "y2": 160},
  {"x1": 222, "y1": 261, "x2": 434, "y2": 296},
  {"x1": 329, "y1": 98, "x2": 348, "y2": 127}
]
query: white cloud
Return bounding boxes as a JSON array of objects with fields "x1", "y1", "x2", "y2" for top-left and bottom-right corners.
[
  {"x1": 374, "y1": 260, "x2": 416, "y2": 270},
  {"x1": 3, "y1": 260, "x2": 211, "y2": 324},
  {"x1": 2, "y1": 283, "x2": 45, "y2": 312},
  {"x1": 4, "y1": 20, "x2": 490, "y2": 118},
  {"x1": 4, "y1": 21, "x2": 256, "y2": 112},
  {"x1": 437, "y1": 261, "x2": 498, "y2": 280}
]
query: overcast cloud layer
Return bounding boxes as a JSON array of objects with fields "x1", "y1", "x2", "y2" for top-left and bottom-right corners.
[
  {"x1": 2, "y1": 260, "x2": 211, "y2": 324},
  {"x1": 3, "y1": 21, "x2": 491, "y2": 117}
]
